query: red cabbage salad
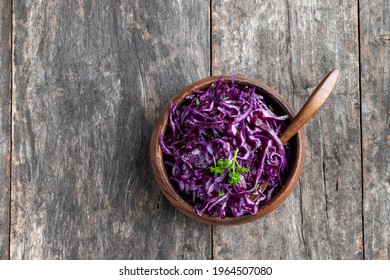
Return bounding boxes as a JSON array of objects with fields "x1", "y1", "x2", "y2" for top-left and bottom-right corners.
[{"x1": 160, "y1": 76, "x2": 290, "y2": 219}]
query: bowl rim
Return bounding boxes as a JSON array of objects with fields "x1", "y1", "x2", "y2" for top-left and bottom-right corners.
[{"x1": 150, "y1": 75, "x2": 305, "y2": 225}]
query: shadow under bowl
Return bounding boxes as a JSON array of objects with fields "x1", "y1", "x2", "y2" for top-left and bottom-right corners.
[{"x1": 150, "y1": 75, "x2": 305, "y2": 225}]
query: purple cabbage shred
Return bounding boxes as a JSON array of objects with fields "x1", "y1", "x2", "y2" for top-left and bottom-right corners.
[{"x1": 160, "y1": 76, "x2": 290, "y2": 220}]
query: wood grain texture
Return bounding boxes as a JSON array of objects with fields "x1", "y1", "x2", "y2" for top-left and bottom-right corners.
[
  {"x1": 11, "y1": 0, "x2": 210, "y2": 259},
  {"x1": 0, "y1": 0, "x2": 11, "y2": 260},
  {"x1": 212, "y1": 0, "x2": 362, "y2": 259},
  {"x1": 360, "y1": 0, "x2": 390, "y2": 259}
]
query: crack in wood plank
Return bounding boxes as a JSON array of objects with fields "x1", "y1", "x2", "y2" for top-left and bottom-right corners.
[{"x1": 380, "y1": 34, "x2": 390, "y2": 42}]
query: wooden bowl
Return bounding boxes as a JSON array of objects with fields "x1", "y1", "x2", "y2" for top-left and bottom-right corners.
[{"x1": 150, "y1": 75, "x2": 305, "y2": 225}]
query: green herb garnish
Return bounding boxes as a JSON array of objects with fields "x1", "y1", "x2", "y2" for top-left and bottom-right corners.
[
  {"x1": 209, "y1": 156, "x2": 224, "y2": 175},
  {"x1": 209, "y1": 149, "x2": 249, "y2": 186},
  {"x1": 195, "y1": 98, "x2": 200, "y2": 106},
  {"x1": 228, "y1": 172, "x2": 241, "y2": 185}
]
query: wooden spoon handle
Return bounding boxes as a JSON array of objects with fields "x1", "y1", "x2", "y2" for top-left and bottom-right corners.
[{"x1": 279, "y1": 69, "x2": 340, "y2": 145}]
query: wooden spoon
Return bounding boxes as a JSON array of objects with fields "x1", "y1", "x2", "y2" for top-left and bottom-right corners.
[{"x1": 252, "y1": 68, "x2": 340, "y2": 198}]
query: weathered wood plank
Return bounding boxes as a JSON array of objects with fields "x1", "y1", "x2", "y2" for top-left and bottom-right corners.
[
  {"x1": 212, "y1": 0, "x2": 362, "y2": 259},
  {"x1": 360, "y1": 0, "x2": 390, "y2": 259},
  {"x1": 11, "y1": 0, "x2": 210, "y2": 259},
  {"x1": 0, "y1": 0, "x2": 11, "y2": 260}
]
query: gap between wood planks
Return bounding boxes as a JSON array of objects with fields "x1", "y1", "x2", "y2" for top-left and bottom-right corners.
[
  {"x1": 357, "y1": 0, "x2": 365, "y2": 260},
  {"x1": 210, "y1": 0, "x2": 214, "y2": 261},
  {"x1": 8, "y1": 0, "x2": 14, "y2": 261}
]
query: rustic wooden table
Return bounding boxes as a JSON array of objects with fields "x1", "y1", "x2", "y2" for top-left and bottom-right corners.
[{"x1": 0, "y1": 0, "x2": 389, "y2": 260}]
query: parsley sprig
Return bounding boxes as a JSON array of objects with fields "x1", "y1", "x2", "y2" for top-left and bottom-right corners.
[{"x1": 209, "y1": 149, "x2": 249, "y2": 185}]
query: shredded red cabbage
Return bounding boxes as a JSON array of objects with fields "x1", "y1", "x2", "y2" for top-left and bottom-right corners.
[{"x1": 160, "y1": 76, "x2": 290, "y2": 219}]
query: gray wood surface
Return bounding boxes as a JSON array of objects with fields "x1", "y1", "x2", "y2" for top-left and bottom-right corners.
[
  {"x1": 0, "y1": 0, "x2": 11, "y2": 260},
  {"x1": 212, "y1": 0, "x2": 362, "y2": 259},
  {"x1": 11, "y1": 0, "x2": 210, "y2": 259},
  {"x1": 360, "y1": 0, "x2": 390, "y2": 259},
  {"x1": 3, "y1": 0, "x2": 389, "y2": 260}
]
